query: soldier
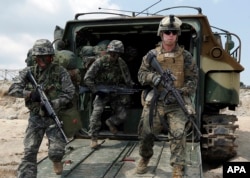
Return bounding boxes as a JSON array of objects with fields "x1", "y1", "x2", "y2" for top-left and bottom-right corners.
[
  {"x1": 53, "y1": 50, "x2": 83, "y2": 138},
  {"x1": 136, "y1": 15, "x2": 198, "y2": 178},
  {"x1": 79, "y1": 45, "x2": 96, "y2": 78},
  {"x1": 93, "y1": 40, "x2": 110, "y2": 58},
  {"x1": 25, "y1": 48, "x2": 35, "y2": 67},
  {"x1": 8, "y1": 39, "x2": 75, "y2": 177},
  {"x1": 54, "y1": 49, "x2": 81, "y2": 87},
  {"x1": 84, "y1": 40, "x2": 134, "y2": 149}
]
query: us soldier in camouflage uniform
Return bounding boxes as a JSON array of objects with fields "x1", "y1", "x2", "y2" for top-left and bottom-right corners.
[
  {"x1": 84, "y1": 40, "x2": 134, "y2": 149},
  {"x1": 136, "y1": 15, "x2": 198, "y2": 178},
  {"x1": 8, "y1": 39, "x2": 75, "y2": 177}
]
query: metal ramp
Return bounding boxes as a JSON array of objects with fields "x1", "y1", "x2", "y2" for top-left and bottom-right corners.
[{"x1": 37, "y1": 139, "x2": 203, "y2": 178}]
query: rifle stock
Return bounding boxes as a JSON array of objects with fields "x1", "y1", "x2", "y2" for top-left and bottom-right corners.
[
  {"x1": 27, "y1": 70, "x2": 69, "y2": 143},
  {"x1": 147, "y1": 54, "x2": 201, "y2": 137}
]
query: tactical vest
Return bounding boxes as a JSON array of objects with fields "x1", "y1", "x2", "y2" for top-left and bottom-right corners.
[{"x1": 155, "y1": 46, "x2": 184, "y2": 88}]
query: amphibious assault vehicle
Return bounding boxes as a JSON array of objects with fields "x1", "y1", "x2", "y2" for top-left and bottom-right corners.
[{"x1": 38, "y1": 6, "x2": 244, "y2": 178}]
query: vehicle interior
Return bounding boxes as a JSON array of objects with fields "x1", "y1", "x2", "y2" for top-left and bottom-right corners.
[{"x1": 74, "y1": 22, "x2": 198, "y2": 138}]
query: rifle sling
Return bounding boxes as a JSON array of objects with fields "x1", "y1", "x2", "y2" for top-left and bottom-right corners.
[
  {"x1": 118, "y1": 58, "x2": 130, "y2": 85},
  {"x1": 149, "y1": 88, "x2": 169, "y2": 133}
]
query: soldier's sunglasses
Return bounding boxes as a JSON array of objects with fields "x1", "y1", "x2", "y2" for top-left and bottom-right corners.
[{"x1": 163, "y1": 30, "x2": 178, "y2": 35}]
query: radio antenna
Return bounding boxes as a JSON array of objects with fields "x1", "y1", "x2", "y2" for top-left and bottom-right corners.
[
  {"x1": 135, "y1": 0, "x2": 162, "y2": 16},
  {"x1": 99, "y1": 0, "x2": 162, "y2": 17}
]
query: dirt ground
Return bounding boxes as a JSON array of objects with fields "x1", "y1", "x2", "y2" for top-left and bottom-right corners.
[{"x1": 0, "y1": 81, "x2": 249, "y2": 178}]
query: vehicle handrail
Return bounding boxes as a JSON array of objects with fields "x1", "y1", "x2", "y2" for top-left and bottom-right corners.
[
  {"x1": 75, "y1": 12, "x2": 131, "y2": 20},
  {"x1": 153, "y1": 6, "x2": 202, "y2": 15}
]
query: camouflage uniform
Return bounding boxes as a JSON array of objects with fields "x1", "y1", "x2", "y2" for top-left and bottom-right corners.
[
  {"x1": 137, "y1": 15, "x2": 198, "y2": 176},
  {"x1": 8, "y1": 39, "x2": 75, "y2": 178},
  {"x1": 84, "y1": 40, "x2": 133, "y2": 138}
]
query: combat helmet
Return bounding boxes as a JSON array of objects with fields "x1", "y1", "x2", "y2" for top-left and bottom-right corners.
[
  {"x1": 93, "y1": 40, "x2": 110, "y2": 56},
  {"x1": 79, "y1": 45, "x2": 94, "y2": 58},
  {"x1": 79, "y1": 46, "x2": 96, "y2": 69},
  {"x1": 157, "y1": 15, "x2": 182, "y2": 36},
  {"x1": 25, "y1": 48, "x2": 35, "y2": 66},
  {"x1": 32, "y1": 39, "x2": 55, "y2": 56},
  {"x1": 107, "y1": 40, "x2": 124, "y2": 53}
]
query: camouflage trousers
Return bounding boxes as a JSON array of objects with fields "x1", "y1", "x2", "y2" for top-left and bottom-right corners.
[
  {"x1": 138, "y1": 101, "x2": 188, "y2": 166},
  {"x1": 17, "y1": 113, "x2": 66, "y2": 178},
  {"x1": 88, "y1": 95, "x2": 127, "y2": 136}
]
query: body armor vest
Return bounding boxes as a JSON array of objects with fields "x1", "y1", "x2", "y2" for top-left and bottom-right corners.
[{"x1": 155, "y1": 46, "x2": 184, "y2": 88}]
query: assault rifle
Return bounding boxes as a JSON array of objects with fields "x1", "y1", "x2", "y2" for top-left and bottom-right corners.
[
  {"x1": 146, "y1": 52, "x2": 202, "y2": 137},
  {"x1": 27, "y1": 70, "x2": 69, "y2": 143},
  {"x1": 79, "y1": 85, "x2": 141, "y2": 95}
]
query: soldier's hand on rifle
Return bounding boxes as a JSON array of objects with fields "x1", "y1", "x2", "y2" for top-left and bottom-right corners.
[
  {"x1": 95, "y1": 91, "x2": 106, "y2": 98},
  {"x1": 91, "y1": 86, "x2": 107, "y2": 98},
  {"x1": 185, "y1": 104, "x2": 196, "y2": 115},
  {"x1": 51, "y1": 99, "x2": 60, "y2": 110},
  {"x1": 152, "y1": 74, "x2": 162, "y2": 87},
  {"x1": 30, "y1": 89, "x2": 41, "y2": 102},
  {"x1": 180, "y1": 87, "x2": 191, "y2": 95},
  {"x1": 89, "y1": 86, "x2": 96, "y2": 94}
]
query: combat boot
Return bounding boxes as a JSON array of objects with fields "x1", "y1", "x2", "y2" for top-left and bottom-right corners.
[
  {"x1": 172, "y1": 164, "x2": 184, "y2": 178},
  {"x1": 136, "y1": 157, "x2": 150, "y2": 174},
  {"x1": 53, "y1": 161, "x2": 63, "y2": 175},
  {"x1": 90, "y1": 137, "x2": 98, "y2": 149},
  {"x1": 105, "y1": 119, "x2": 118, "y2": 134}
]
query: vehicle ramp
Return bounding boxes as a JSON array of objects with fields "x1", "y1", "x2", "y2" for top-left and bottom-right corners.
[{"x1": 37, "y1": 139, "x2": 202, "y2": 178}]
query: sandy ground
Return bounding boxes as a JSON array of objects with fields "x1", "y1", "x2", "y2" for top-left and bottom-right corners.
[
  {"x1": 0, "y1": 82, "x2": 48, "y2": 178},
  {"x1": 0, "y1": 81, "x2": 249, "y2": 178}
]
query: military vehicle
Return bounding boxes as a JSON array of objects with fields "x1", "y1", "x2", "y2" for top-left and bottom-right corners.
[{"x1": 37, "y1": 5, "x2": 244, "y2": 178}]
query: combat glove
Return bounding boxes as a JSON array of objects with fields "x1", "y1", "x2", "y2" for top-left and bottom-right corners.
[
  {"x1": 51, "y1": 99, "x2": 61, "y2": 110},
  {"x1": 91, "y1": 86, "x2": 106, "y2": 98},
  {"x1": 30, "y1": 89, "x2": 41, "y2": 102},
  {"x1": 95, "y1": 91, "x2": 106, "y2": 98},
  {"x1": 180, "y1": 87, "x2": 191, "y2": 95},
  {"x1": 152, "y1": 74, "x2": 162, "y2": 87}
]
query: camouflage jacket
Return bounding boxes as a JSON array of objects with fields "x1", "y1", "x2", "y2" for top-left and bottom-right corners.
[
  {"x1": 84, "y1": 54, "x2": 133, "y2": 91},
  {"x1": 8, "y1": 63, "x2": 75, "y2": 113},
  {"x1": 138, "y1": 44, "x2": 198, "y2": 99}
]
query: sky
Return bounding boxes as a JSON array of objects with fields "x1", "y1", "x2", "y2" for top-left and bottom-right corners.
[{"x1": 0, "y1": 0, "x2": 249, "y2": 85}]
